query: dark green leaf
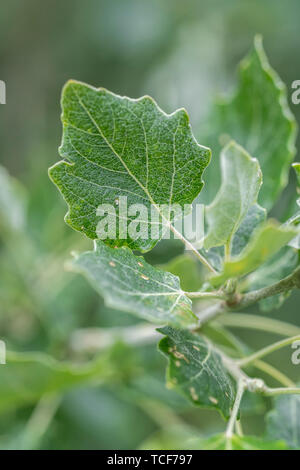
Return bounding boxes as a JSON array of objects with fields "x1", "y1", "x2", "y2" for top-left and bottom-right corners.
[
  {"x1": 158, "y1": 326, "x2": 235, "y2": 419},
  {"x1": 49, "y1": 80, "x2": 210, "y2": 252}
]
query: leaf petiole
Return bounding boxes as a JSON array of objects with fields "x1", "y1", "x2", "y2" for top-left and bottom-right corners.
[{"x1": 225, "y1": 379, "x2": 246, "y2": 449}]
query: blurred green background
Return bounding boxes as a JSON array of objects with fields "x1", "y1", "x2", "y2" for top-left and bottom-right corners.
[{"x1": 0, "y1": 0, "x2": 300, "y2": 450}]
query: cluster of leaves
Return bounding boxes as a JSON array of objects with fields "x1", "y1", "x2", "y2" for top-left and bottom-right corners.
[
  {"x1": 1, "y1": 37, "x2": 300, "y2": 450},
  {"x1": 46, "y1": 36, "x2": 300, "y2": 449}
]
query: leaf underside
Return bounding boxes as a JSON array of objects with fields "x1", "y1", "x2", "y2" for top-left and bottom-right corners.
[
  {"x1": 158, "y1": 326, "x2": 235, "y2": 419},
  {"x1": 204, "y1": 141, "x2": 262, "y2": 250},
  {"x1": 210, "y1": 221, "x2": 297, "y2": 287},
  {"x1": 70, "y1": 240, "x2": 198, "y2": 329}
]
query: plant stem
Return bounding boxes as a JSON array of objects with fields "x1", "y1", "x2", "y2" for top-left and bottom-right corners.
[
  {"x1": 238, "y1": 266, "x2": 300, "y2": 309},
  {"x1": 196, "y1": 301, "x2": 227, "y2": 327},
  {"x1": 262, "y1": 387, "x2": 300, "y2": 397},
  {"x1": 196, "y1": 266, "x2": 300, "y2": 327},
  {"x1": 224, "y1": 240, "x2": 231, "y2": 262},
  {"x1": 235, "y1": 419, "x2": 243, "y2": 437},
  {"x1": 225, "y1": 379, "x2": 245, "y2": 449},
  {"x1": 237, "y1": 335, "x2": 300, "y2": 367},
  {"x1": 21, "y1": 394, "x2": 61, "y2": 450},
  {"x1": 186, "y1": 291, "x2": 225, "y2": 300},
  {"x1": 218, "y1": 313, "x2": 300, "y2": 338}
]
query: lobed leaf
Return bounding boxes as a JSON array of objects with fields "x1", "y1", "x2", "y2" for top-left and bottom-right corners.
[
  {"x1": 200, "y1": 36, "x2": 297, "y2": 210},
  {"x1": 69, "y1": 240, "x2": 198, "y2": 329},
  {"x1": 210, "y1": 220, "x2": 298, "y2": 287},
  {"x1": 49, "y1": 80, "x2": 211, "y2": 252},
  {"x1": 204, "y1": 141, "x2": 262, "y2": 250},
  {"x1": 158, "y1": 326, "x2": 235, "y2": 419}
]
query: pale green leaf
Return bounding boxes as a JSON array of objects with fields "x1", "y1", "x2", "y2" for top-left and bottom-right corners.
[
  {"x1": 204, "y1": 141, "x2": 262, "y2": 250},
  {"x1": 49, "y1": 80, "x2": 210, "y2": 252},
  {"x1": 0, "y1": 351, "x2": 113, "y2": 414},
  {"x1": 287, "y1": 211, "x2": 300, "y2": 249},
  {"x1": 231, "y1": 203, "x2": 266, "y2": 257},
  {"x1": 288, "y1": 164, "x2": 300, "y2": 249},
  {"x1": 200, "y1": 36, "x2": 297, "y2": 210},
  {"x1": 70, "y1": 240, "x2": 198, "y2": 328},
  {"x1": 245, "y1": 246, "x2": 298, "y2": 311},
  {"x1": 200, "y1": 203, "x2": 266, "y2": 272},
  {"x1": 199, "y1": 433, "x2": 287, "y2": 450},
  {"x1": 210, "y1": 221, "x2": 297, "y2": 287},
  {"x1": 266, "y1": 394, "x2": 300, "y2": 450},
  {"x1": 158, "y1": 326, "x2": 235, "y2": 419}
]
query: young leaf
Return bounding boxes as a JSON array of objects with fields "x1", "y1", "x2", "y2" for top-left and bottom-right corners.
[
  {"x1": 158, "y1": 326, "x2": 235, "y2": 419},
  {"x1": 69, "y1": 241, "x2": 198, "y2": 329},
  {"x1": 285, "y1": 164, "x2": 300, "y2": 249},
  {"x1": 287, "y1": 210, "x2": 300, "y2": 249},
  {"x1": 231, "y1": 203, "x2": 266, "y2": 257},
  {"x1": 199, "y1": 433, "x2": 287, "y2": 450},
  {"x1": 204, "y1": 141, "x2": 262, "y2": 250},
  {"x1": 49, "y1": 80, "x2": 211, "y2": 252},
  {"x1": 0, "y1": 350, "x2": 113, "y2": 413},
  {"x1": 200, "y1": 36, "x2": 297, "y2": 210},
  {"x1": 266, "y1": 394, "x2": 300, "y2": 450},
  {"x1": 245, "y1": 246, "x2": 298, "y2": 311},
  {"x1": 200, "y1": 203, "x2": 266, "y2": 272},
  {"x1": 210, "y1": 221, "x2": 298, "y2": 287}
]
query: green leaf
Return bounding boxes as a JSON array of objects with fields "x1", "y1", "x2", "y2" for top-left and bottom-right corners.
[
  {"x1": 287, "y1": 164, "x2": 300, "y2": 249},
  {"x1": 204, "y1": 141, "x2": 262, "y2": 250},
  {"x1": 158, "y1": 326, "x2": 235, "y2": 419},
  {"x1": 70, "y1": 240, "x2": 198, "y2": 328},
  {"x1": 200, "y1": 203, "x2": 266, "y2": 272},
  {"x1": 159, "y1": 254, "x2": 203, "y2": 292},
  {"x1": 266, "y1": 394, "x2": 300, "y2": 450},
  {"x1": 49, "y1": 80, "x2": 211, "y2": 252},
  {"x1": 0, "y1": 351, "x2": 113, "y2": 414},
  {"x1": 210, "y1": 221, "x2": 297, "y2": 287},
  {"x1": 245, "y1": 246, "x2": 298, "y2": 311},
  {"x1": 200, "y1": 36, "x2": 297, "y2": 210},
  {"x1": 231, "y1": 203, "x2": 266, "y2": 257},
  {"x1": 199, "y1": 433, "x2": 287, "y2": 450}
]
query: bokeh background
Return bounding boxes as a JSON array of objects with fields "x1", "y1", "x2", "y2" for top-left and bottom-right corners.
[{"x1": 0, "y1": 0, "x2": 300, "y2": 449}]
